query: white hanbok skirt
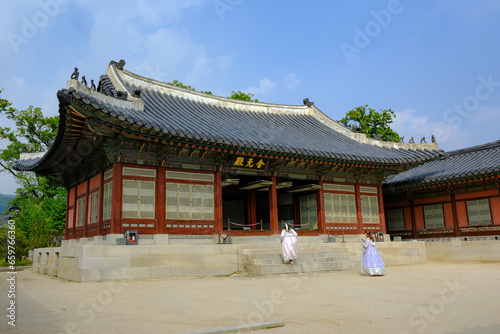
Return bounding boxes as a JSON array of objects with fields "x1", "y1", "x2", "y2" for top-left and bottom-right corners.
[{"x1": 281, "y1": 236, "x2": 298, "y2": 262}]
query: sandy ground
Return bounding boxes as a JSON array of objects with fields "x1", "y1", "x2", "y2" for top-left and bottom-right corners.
[{"x1": 1, "y1": 262, "x2": 500, "y2": 334}]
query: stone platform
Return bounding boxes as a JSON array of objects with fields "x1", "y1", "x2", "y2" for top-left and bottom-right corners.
[{"x1": 30, "y1": 234, "x2": 427, "y2": 282}]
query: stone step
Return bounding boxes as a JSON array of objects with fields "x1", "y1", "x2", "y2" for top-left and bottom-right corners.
[
  {"x1": 240, "y1": 245, "x2": 362, "y2": 275},
  {"x1": 244, "y1": 251, "x2": 356, "y2": 260},
  {"x1": 245, "y1": 260, "x2": 361, "y2": 275},
  {"x1": 244, "y1": 247, "x2": 355, "y2": 252},
  {"x1": 249, "y1": 255, "x2": 358, "y2": 266}
]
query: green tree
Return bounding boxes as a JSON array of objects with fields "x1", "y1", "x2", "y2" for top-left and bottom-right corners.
[
  {"x1": 167, "y1": 79, "x2": 258, "y2": 100},
  {"x1": 0, "y1": 90, "x2": 66, "y2": 254},
  {"x1": 228, "y1": 90, "x2": 258, "y2": 102},
  {"x1": 167, "y1": 79, "x2": 213, "y2": 95},
  {"x1": 338, "y1": 105, "x2": 400, "y2": 142},
  {"x1": 1, "y1": 90, "x2": 60, "y2": 198},
  {"x1": 167, "y1": 79, "x2": 196, "y2": 91}
]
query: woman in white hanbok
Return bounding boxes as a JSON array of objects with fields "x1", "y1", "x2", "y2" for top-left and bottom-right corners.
[
  {"x1": 361, "y1": 231, "x2": 385, "y2": 276},
  {"x1": 280, "y1": 223, "x2": 298, "y2": 264}
]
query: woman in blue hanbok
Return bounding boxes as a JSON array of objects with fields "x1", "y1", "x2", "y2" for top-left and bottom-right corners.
[
  {"x1": 280, "y1": 223, "x2": 298, "y2": 264},
  {"x1": 361, "y1": 231, "x2": 385, "y2": 276}
]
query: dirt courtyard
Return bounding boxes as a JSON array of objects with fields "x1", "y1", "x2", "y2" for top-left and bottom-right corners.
[{"x1": 1, "y1": 262, "x2": 499, "y2": 334}]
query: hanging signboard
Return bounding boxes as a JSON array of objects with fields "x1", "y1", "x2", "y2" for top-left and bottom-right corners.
[{"x1": 232, "y1": 156, "x2": 267, "y2": 171}]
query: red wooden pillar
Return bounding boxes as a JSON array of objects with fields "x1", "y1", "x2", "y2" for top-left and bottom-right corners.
[
  {"x1": 111, "y1": 163, "x2": 123, "y2": 234},
  {"x1": 355, "y1": 184, "x2": 363, "y2": 234},
  {"x1": 450, "y1": 191, "x2": 460, "y2": 238},
  {"x1": 247, "y1": 190, "x2": 257, "y2": 230},
  {"x1": 269, "y1": 177, "x2": 279, "y2": 234},
  {"x1": 293, "y1": 195, "x2": 301, "y2": 230},
  {"x1": 377, "y1": 185, "x2": 386, "y2": 234},
  {"x1": 214, "y1": 171, "x2": 223, "y2": 233},
  {"x1": 409, "y1": 197, "x2": 418, "y2": 239},
  {"x1": 317, "y1": 181, "x2": 326, "y2": 234},
  {"x1": 65, "y1": 188, "x2": 71, "y2": 240},
  {"x1": 157, "y1": 166, "x2": 166, "y2": 235},
  {"x1": 98, "y1": 170, "x2": 104, "y2": 236},
  {"x1": 84, "y1": 180, "x2": 89, "y2": 237},
  {"x1": 72, "y1": 186, "x2": 77, "y2": 238}
]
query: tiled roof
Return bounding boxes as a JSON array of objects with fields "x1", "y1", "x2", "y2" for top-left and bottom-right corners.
[
  {"x1": 14, "y1": 61, "x2": 446, "y2": 174},
  {"x1": 385, "y1": 140, "x2": 500, "y2": 187},
  {"x1": 60, "y1": 64, "x2": 444, "y2": 165},
  {"x1": 123, "y1": 85, "x2": 442, "y2": 164},
  {"x1": 97, "y1": 74, "x2": 118, "y2": 98},
  {"x1": 15, "y1": 157, "x2": 43, "y2": 171}
]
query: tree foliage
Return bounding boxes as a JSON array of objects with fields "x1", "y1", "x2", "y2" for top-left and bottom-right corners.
[
  {"x1": 167, "y1": 79, "x2": 213, "y2": 95},
  {"x1": 0, "y1": 90, "x2": 66, "y2": 256},
  {"x1": 167, "y1": 79, "x2": 196, "y2": 91},
  {"x1": 166, "y1": 79, "x2": 260, "y2": 101},
  {"x1": 1, "y1": 90, "x2": 60, "y2": 198},
  {"x1": 228, "y1": 90, "x2": 258, "y2": 102},
  {"x1": 338, "y1": 105, "x2": 400, "y2": 142}
]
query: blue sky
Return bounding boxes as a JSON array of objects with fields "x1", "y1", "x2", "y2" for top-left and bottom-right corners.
[{"x1": 1, "y1": 0, "x2": 500, "y2": 195}]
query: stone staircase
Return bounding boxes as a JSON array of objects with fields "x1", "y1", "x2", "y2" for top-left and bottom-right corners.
[{"x1": 239, "y1": 244, "x2": 361, "y2": 275}]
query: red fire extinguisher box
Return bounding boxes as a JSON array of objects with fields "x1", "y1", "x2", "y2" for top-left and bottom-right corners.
[{"x1": 125, "y1": 230, "x2": 138, "y2": 245}]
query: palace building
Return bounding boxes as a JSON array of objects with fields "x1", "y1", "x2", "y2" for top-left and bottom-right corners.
[
  {"x1": 17, "y1": 60, "x2": 500, "y2": 281},
  {"x1": 15, "y1": 60, "x2": 445, "y2": 241}
]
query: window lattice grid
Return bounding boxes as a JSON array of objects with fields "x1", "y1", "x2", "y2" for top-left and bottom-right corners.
[
  {"x1": 467, "y1": 199, "x2": 492, "y2": 226},
  {"x1": 387, "y1": 208, "x2": 405, "y2": 231},
  {"x1": 359, "y1": 186, "x2": 378, "y2": 194},
  {"x1": 103, "y1": 169, "x2": 113, "y2": 180},
  {"x1": 324, "y1": 193, "x2": 356, "y2": 223},
  {"x1": 90, "y1": 191, "x2": 99, "y2": 224},
  {"x1": 103, "y1": 181, "x2": 112, "y2": 221},
  {"x1": 77, "y1": 197, "x2": 85, "y2": 227},
  {"x1": 361, "y1": 195, "x2": 379, "y2": 224},
  {"x1": 166, "y1": 183, "x2": 214, "y2": 220},
  {"x1": 423, "y1": 204, "x2": 445, "y2": 229},
  {"x1": 122, "y1": 180, "x2": 155, "y2": 219},
  {"x1": 166, "y1": 171, "x2": 214, "y2": 182},
  {"x1": 299, "y1": 194, "x2": 318, "y2": 230},
  {"x1": 122, "y1": 167, "x2": 156, "y2": 177},
  {"x1": 323, "y1": 183, "x2": 354, "y2": 192}
]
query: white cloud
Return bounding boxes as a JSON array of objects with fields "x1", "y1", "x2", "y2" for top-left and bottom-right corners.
[
  {"x1": 284, "y1": 73, "x2": 300, "y2": 91},
  {"x1": 69, "y1": 1, "x2": 230, "y2": 86},
  {"x1": 393, "y1": 107, "x2": 500, "y2": 151},
  {"x1": 245, "y1": 78, "x2": 278, "y2": 96},
  {"x1": 393, "y1": 109, "x2": 457, "y2": 148}
]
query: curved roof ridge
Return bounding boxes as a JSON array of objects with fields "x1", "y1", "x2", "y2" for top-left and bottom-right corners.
[
  {"x1": 308, "y1": 105, "x2": 441, "y2": 151},
  {"x1": 118, "y1": 68, "x2": 311, "y2": 115},
  {"x1": 114, "y1": 63, "x2": 440, "y2": 153},
  {"x1": 447, "y1": 140, "x2": 500, "y2": 157}
]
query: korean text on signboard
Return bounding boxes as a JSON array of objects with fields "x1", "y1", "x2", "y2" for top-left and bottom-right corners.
[{"x1": 232, "y1": 156, "x2": 267, "y2": 170}]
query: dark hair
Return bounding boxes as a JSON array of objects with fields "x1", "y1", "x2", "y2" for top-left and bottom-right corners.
[{"x1": 366, "y1": 231, "x2": 371, "y2": 235}]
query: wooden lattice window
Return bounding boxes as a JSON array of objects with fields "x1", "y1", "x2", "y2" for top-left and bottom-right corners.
[
  {"x1": 77, "y1": 197, "x2": 85, "y2": 227},
  {"x1": 299, "y1": 194, "x2": 318, "y2": 230},
  {"x1": 166, "y1": 183, "x2": 214, "y2": 220},
  {"x1": 423, "y1": 204, "x2": 444, "y2": 229},
  {"x1": 122, "y1": 180, "x2": 155, "y2": 219},
  {"x1": 103, "y1": 181, "x2": 112, "y2": 221},
  {"x1": 324, "y1": 193, "x2": 356, "y2": 223},
  {"x1": 467, "y1": 199, "x2": 492, "y2": 226},
  {"x1": 387, "y1": 208, "x2": 405, "y2": 231},
  {"x1": 361, "y1": 195, "x2": 379, "y2": 224},
  {"x1": 90, "y1": 191, "x2": 99, "y2": 224}
]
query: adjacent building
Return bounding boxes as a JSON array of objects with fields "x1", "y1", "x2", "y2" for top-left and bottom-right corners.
[{"x1": 384, "y1": 140, "x2": 500, "y2": 240}]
